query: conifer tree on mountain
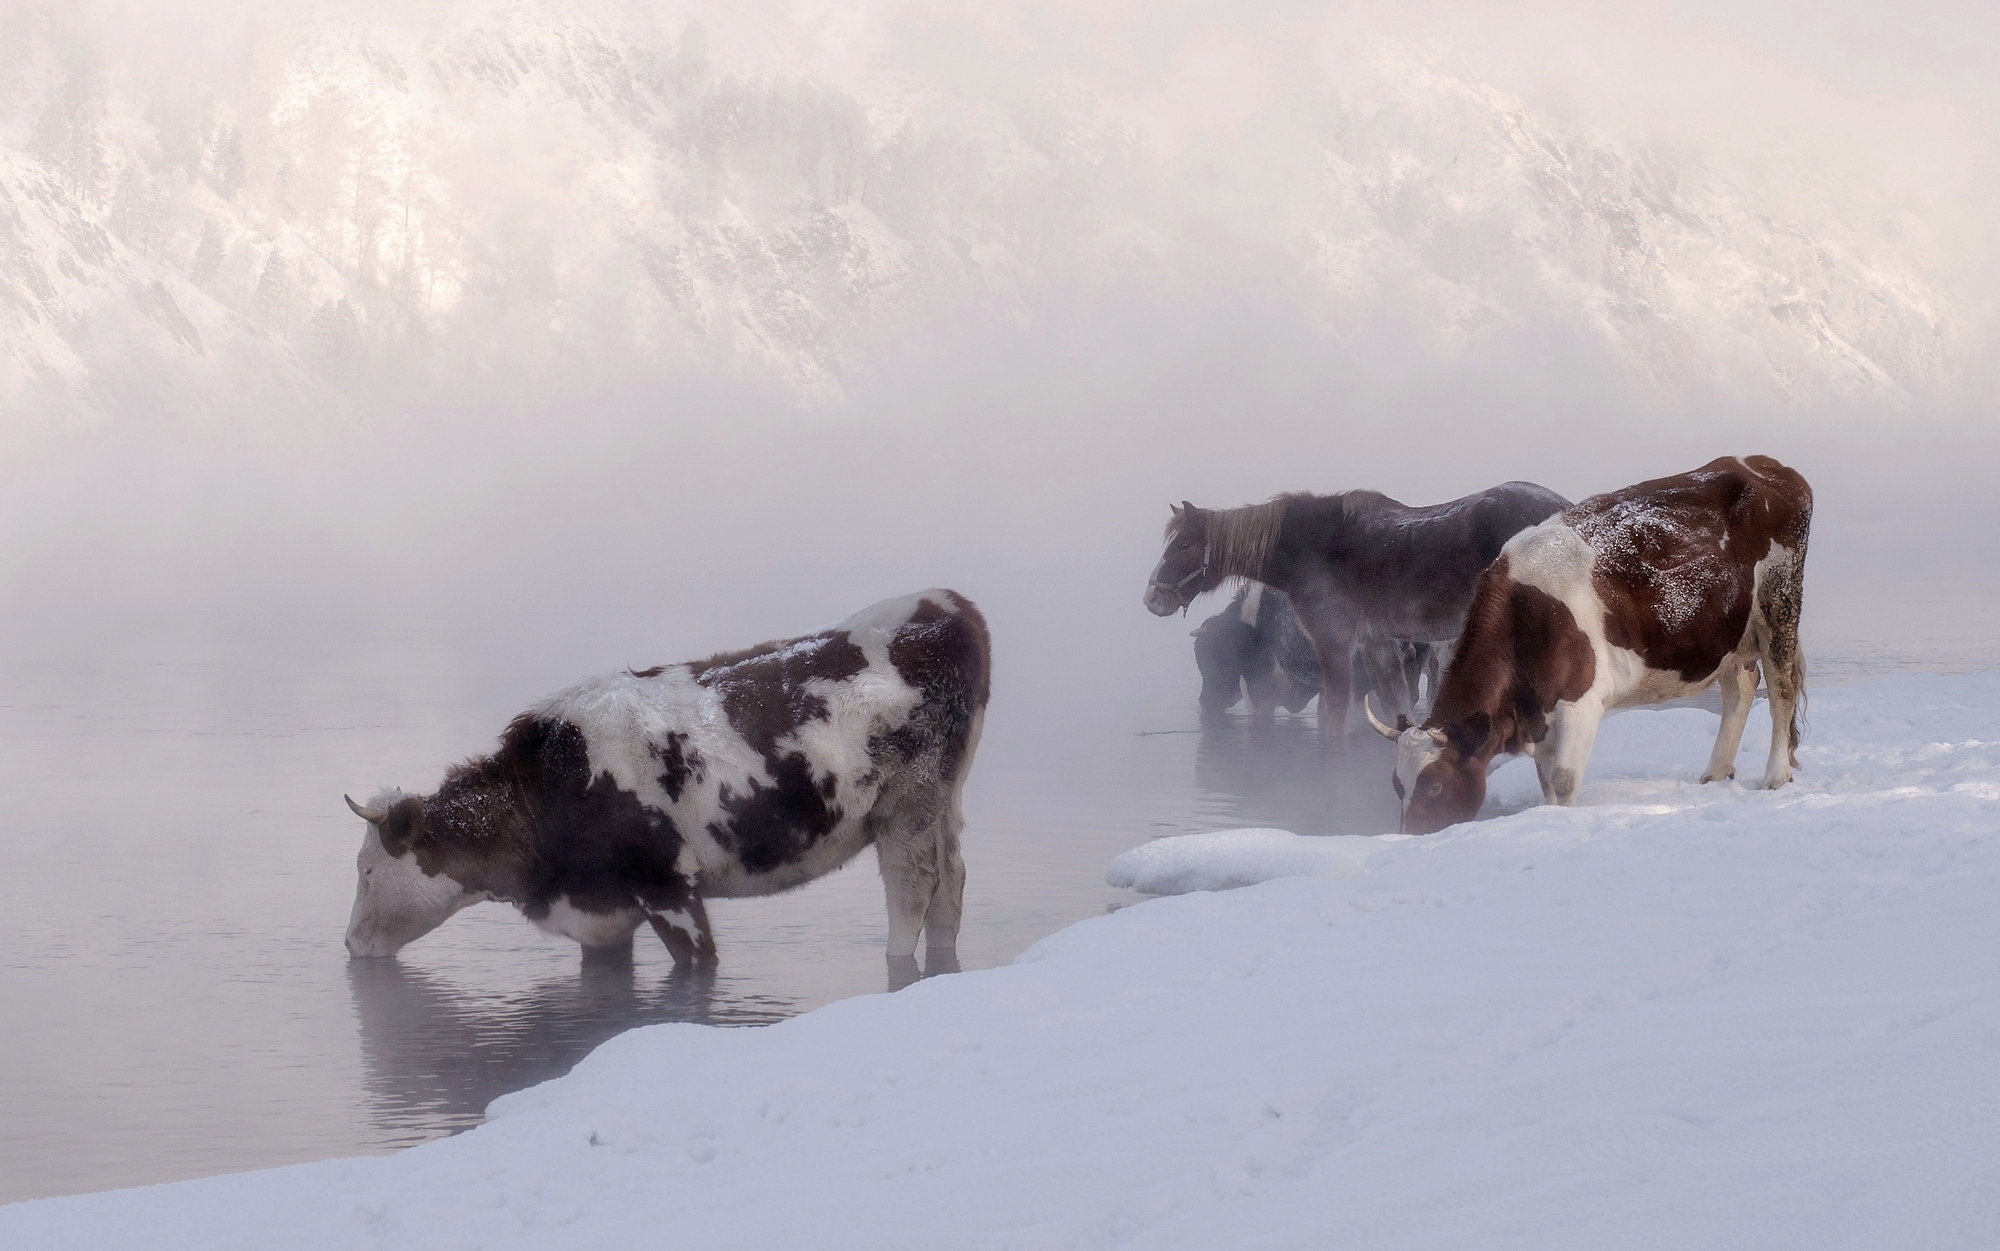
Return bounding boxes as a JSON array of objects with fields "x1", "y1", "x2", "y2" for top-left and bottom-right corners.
[
  {"x1": 251, "y1": 251, "x2": 294, "y2": 333},
  {"x1": 190, "y1": 220, "x2": 225, "y2": 287},
  {"x1": 211, "y1": 127, "x2": 245, "y2": 201}
]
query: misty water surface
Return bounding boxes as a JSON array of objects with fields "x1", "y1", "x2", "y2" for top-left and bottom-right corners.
[{"x1": 0, "y1": 639, "x2": 1389, "y2": 1203}]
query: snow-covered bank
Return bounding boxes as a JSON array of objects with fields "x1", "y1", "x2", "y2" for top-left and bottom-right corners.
[
  {"x1": 1102, "y1": 685, "x2": 1970, "y2": 894},
  {"x1": 8, "y1": 672, "x2": 2000, "y2": 1249}
]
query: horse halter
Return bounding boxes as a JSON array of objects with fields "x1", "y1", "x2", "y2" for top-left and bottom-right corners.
[{"x1": 1150, "y1": 538, "x2": 1212, "y2": 616}]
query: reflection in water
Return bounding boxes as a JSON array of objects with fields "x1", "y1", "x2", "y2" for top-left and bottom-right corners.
[
  {"x1": 888, "y1": 947, "x2": 963, "y2": 992},
  {"x1": 347, "y1": 960, "x2": 794, "y2": 1143},
  {"x1": 1193, "y1": 713, "x2": 1402, "y2": 837}
]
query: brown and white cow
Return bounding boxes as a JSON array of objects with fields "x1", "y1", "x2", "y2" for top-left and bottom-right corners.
[
  {"x1": 1368, "y1": 456, "x2": 1811, "y2": 835},
  {"x1": 341, "y1": 590, "x2": 990, "y2": 985}
]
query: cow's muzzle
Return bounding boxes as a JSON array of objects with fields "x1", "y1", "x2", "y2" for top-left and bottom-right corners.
[{"x1": 345, "y1": 931, "x2": 396, "y2": 959}]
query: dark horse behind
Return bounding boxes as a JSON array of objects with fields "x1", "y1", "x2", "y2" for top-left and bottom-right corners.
[{"x1": 1146, "y1": 481, "x2": 1569, "y2": 739}]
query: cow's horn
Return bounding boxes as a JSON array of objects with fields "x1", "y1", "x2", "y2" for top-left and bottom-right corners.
[
  {"x1": 345, "y1": 794, "x2": 387, "y2": 824},
  {"x1": 1190, "y1": 622, "x2": 1207, "y2": 637},
  {"x1": 1363, "y1": 694, "x2": 1399, "y2": 741}
]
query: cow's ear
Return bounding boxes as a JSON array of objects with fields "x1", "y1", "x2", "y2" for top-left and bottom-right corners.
[
  {"x1": 1446, "y1": 711, "x2": 1491, "y2": 755},
  {"x1": 1395, "y1": 714, "x2": 1411, "y2": 733},
  {"x1": 380, "y1": 797, "x2": 424, "y2": 856}
]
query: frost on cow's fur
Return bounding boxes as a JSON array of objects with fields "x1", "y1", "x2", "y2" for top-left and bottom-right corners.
[{"x1": 1572, "y1": 494, "x2": 1741, "y2": 632}]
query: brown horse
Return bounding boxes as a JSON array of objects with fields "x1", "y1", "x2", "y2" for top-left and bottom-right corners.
[{"x1": 1145, "y1": 482, "x2": 1569, "y2": 740}]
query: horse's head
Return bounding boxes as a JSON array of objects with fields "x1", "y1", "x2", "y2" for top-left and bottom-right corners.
[{"x1": 1146, "y1": 502, "x2": 1220, "y2": 616}]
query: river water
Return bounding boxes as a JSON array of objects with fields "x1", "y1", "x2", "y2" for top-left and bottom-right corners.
[{"x1": 2, "y1": 574, "x2": 1994, "y2": 1204}]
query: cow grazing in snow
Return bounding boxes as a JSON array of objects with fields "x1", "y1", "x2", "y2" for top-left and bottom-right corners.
[
  {"x1": 342, "y1": 590, "x2": 990, "y2": 982},
  {"x1": 1369, "y1": 456, "x2": 1811, "y2": 835}
]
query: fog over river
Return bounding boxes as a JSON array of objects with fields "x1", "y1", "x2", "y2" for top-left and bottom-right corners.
[{"x1": 3, "y1": 0, "x2": 1998, "y2": 1209}]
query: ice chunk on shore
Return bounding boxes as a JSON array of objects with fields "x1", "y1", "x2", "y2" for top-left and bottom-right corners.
[{"x1": 1105, "y1": 827, "x2": 1397, "y2": 894}]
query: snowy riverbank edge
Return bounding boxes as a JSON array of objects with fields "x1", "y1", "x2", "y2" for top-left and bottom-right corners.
[{"x1": 8, "y1": 672, "x2": 2000, "y2": 1250}]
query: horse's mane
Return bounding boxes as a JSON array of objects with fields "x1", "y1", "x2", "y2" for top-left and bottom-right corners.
[
  {"x1": 1174, "y1": 489, "x2": 1402, "y2": 583},
  {"x1": 1166, "y1": 495, "x2": 1292, "y2": 584}
]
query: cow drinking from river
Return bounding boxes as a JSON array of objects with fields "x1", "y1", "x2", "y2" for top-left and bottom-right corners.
[
  {"x1": 1369, "y1": 456, "x2": 1811, "y2": 835},
  {"x1": 342, "y1": 590, "x2": 989, "y2": 986},
  {"x1": 1192, "y1": 585, "x2": 1442, "y2": 724},
  {"x1": 1192, "y1": 585, "x2": 1321, "y2": 721}
]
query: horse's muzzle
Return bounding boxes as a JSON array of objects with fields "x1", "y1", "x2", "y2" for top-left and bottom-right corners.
[{"x1": 1144, "y1": 585, "x2": 1180, "y2": 617}]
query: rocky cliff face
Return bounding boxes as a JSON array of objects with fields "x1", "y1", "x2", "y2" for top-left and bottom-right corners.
[{"x1": 0, "y1": 2, "x2": 1964, "y2": 423}]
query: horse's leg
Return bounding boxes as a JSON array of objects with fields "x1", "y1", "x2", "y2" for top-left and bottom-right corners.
[
  {"x1": 1380, "y1": 641, "x2": 1418, "y2": 722},
  {"x1": 1399, "y1": 643, "x2": 1425, "y2": 719},
  {"x1": 1438, "y1": 643, "x2": 1451, "y2": 699},
  {"x1": 1426, "y1": 640, "x2": 1454, "y2": 712},
  {"x1": 1355, "y1": 640, "x2": 1390, "y2": 721},
  {"x1": 1308, "y1": 622, "x2": 1356, "y2": 741}
]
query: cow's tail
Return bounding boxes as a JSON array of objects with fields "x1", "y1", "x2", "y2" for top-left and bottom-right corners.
[{"x1": 1758, "y1": 544, "x2": 1808, "y2": 767}]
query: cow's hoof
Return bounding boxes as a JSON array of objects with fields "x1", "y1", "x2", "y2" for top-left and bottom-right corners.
[
  {"x1": 1699, "y1": 770, "x2": 1734, "y2": 784},
  {"x1": 1550, "y1": 767, "x2": 1579, "y2": 804}
]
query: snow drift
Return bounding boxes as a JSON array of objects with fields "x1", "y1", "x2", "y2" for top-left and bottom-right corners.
[{"x1": 1106, "y1": 826, "x2": 1389, "y2": 894}]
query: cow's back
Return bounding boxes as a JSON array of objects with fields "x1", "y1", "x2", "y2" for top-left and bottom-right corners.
[
  {"x1": 539, "y1": 590, "x2": 990, "y2": 899},
  {"x1": 1547, "y1": 455, "x2": 1811, "y2": 692},
  {"x1": 860, "y1": 589, "x2": 991, "y2": 783}
]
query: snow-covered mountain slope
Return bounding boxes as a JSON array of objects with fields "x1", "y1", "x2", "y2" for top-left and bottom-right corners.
[{"x1": 0, "y1": 1, "x2": 1968, "y2": 422}]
